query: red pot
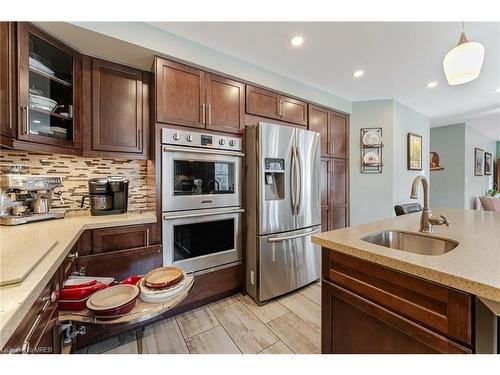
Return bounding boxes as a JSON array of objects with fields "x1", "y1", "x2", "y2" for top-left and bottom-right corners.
[
  {"x1": 119, "y1": 275, "x2": 143, "y2": 285},
  {"x1": 60, "y1": 282, "x2": 108, "y2": 300},
  {"x1": 59, "y1": 297, "x2": 91, "y2": 311},
  {"x1": 63, "y1": 280, "x2": 97, "y2": 289}
]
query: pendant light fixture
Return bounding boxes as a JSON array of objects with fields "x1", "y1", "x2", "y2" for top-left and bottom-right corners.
[{"x1": 443, "y1": 22, "x2": 485, "y2": 85}]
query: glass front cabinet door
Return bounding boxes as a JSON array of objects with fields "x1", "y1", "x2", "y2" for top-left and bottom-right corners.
[{"x1": 17, "y1": 23, "x2": 81, "y2": 150}]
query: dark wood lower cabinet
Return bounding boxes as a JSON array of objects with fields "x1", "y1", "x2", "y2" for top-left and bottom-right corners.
[
  {"x1": 322, "y1": 281, "x2": 471, "y2": 354},
  {"x1": 76, "y1": 245, "x2": 162, "y2": 281},
  {"x1": 322, "y1": 250, "x2": 474, "y2": 354},
  {"x1": 320, "y1": 158, "x2": 349, "y2": 231},
  {"x1": 3, "y1": 273, "x2": 60, "y2": 354}
]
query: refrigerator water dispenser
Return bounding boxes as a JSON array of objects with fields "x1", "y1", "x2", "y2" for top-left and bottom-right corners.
[{"x1": 264, "y1": 158, "x2": 285, "y2": 200}]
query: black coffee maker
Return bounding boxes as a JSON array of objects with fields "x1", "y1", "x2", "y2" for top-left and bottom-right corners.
[{"x1": 80, "y1": 176, "x2": 129, "y2": 215}]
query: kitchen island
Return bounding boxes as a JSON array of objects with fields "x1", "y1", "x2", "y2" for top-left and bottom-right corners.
[{"x1": 312, "y1": 208, "x2": 500, "y2": 354}]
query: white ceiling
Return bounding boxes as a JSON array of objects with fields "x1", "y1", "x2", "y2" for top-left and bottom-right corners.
[{"x1": 149, "y1": 22, "x2": 500, "y2": 137}]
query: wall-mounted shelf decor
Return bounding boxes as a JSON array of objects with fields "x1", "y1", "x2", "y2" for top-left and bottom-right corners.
[
  {"x1": 360, "y1": 127, "x2": 383, "y2": 174},
  {"x1": 430, "y1": 151, "x2": 445, "y2": 171}
]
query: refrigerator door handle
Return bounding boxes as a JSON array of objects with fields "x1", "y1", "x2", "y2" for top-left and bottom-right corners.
[
  {"x1": 295, "y1": 146, "x2": 302, "y2": 215},
  {"x1": 267, "y1": 228, "x2": 320, "y2": 243},
  {"x1": 290, "y1": 146, "x2": 297, "y2": 215}
]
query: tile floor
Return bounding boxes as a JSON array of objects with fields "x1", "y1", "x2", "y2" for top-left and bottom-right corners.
[{"x1": 76, "y1": 281, "x2": 321, "y2": 354}]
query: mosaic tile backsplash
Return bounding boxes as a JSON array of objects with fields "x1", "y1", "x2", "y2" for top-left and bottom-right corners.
[{"x1": 0, "y1": 150, "x2": 156, "y2": 213}]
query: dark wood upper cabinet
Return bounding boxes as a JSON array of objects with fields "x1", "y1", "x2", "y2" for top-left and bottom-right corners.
[
  {"x1": 0, "y1": 22, "x2": 16, "y2": 139},
  {"x1": 155, "y1": 57, "x2": 205, "y2": 128},
  {"x1": 246, "y1": 85, "x2": 281, "y2": 121},
  {"x1": 309, "y1": 105, "x2": 349, "y2": 158},
  {"x1": 16, "y1": 22, "x2": 82, "y2": 152},
  {"x1": 205, "y1": 73, "x2": 245, "y2": 134},
  {"x1": 246, "y1": 85, "x2": 308, "y2": 126},
  {"x1": 331, "y1": 112, "x2": 348, "y2": 158},
  {"x1": 155, "y1": 57, "x2": 245, "y2": 133},
  {"x1": 280, "y1": 96, "x2": 307, "y2": 126},
  {"x1": 309, "y1": 105, "x2": 330, "y2": 156},
  {"x1": 83, "y1": 58, "x2": 149, "y2": 158}
]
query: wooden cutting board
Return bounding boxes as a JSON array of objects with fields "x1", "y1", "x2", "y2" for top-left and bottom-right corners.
[{"x1": 0, "y1": 240, "x2": 58, "y2": 286}]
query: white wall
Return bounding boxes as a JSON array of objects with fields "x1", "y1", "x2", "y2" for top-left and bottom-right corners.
[
  {"x1": 350, "y1": 100, "x2": 395, "y2": 225},
  {"x1": 68, "y1": 22, "x2": 352, "y2": 114},
  {"x1": 393, "y1": 101, "x2": 430, "y2": 207},
  {"x1": 430, "y1": 123, "x2": 496, "y2": 209},
  {"x1": 464, "y1": 125, "x2": 497, "y2": 209},
  {"x1": 430, "y1": 124, "x2": 466, "y2": 208},
  {"x1": 350, "y1": 100, "x2": 430, "y2": 225}
]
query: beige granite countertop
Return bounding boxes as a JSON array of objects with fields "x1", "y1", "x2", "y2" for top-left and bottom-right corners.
[
  {"x1": 0, "y1": 211, "x2": 157, "y2": 348},
  {"x1": 312, "y1": 208, "x2": 500, "y2": 305}
]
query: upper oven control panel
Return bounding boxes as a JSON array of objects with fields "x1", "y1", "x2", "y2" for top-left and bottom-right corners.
[{"x1": 161, "y1": 128, "x2": 242, "y2": 151}]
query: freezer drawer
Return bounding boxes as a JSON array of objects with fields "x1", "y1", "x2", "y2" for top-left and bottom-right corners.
[{"x1": 258, "y1": 225, "x2": 321, "y2": 302}]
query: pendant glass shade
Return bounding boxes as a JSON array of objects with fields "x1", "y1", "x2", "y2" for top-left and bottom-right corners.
[{"x1": 443, "y1": 32, "x2": 485, "y2": 86}]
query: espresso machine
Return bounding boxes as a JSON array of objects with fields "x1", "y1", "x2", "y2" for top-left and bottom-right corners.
[
  {"x1": 0, "y1": 173, "x2": 65, "y2": 225},
  {"x1": 80, "y1": 176, "x2": 129, "y2": 215}
]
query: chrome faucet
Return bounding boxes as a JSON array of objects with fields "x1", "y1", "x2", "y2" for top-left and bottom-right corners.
[{"x1": 410, "y1": 175, "x2": 450, "y2": 234}]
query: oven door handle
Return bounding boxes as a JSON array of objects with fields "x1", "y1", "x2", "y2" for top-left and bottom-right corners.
[
  {"x1": 163, "y1": 145, "x2": 244, "y2": 157},
  {"x1": 163, "y1": 208, "x2": 245, "y2": 221},
  {"x1": 267, "y1": 228, "x2": 320, "y2": 243}
]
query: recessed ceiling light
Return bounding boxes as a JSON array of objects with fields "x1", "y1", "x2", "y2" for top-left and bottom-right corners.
[
  {"x1": 426, "y1": 81, "x2": 438, "y2": 88},
  {"x1": 352, "y1": 70, "x2": 364, "y2": 78},
  {"x1": 495, "y1": 87, "x2": 500, "y2": 93},
  {"x1": 290, "y1": 36, "x2": 304, "y2": 47}
]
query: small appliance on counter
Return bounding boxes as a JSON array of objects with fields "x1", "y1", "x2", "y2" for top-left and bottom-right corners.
[
  {"x1": 0, "y1": 171, "x2": 65, "y2": 226},
  {"x1": 81, "y1": 176, "x2": 129, "y2": 216}
]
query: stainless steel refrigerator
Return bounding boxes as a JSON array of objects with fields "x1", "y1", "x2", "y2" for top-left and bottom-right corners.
[{"x1": 245, "y1": 122, "x2": 321, "y2": 303}]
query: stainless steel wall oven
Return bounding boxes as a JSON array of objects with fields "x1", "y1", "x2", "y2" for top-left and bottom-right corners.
[{"x1": 161, "y1": 128, "x2": 244, "y2": 273}]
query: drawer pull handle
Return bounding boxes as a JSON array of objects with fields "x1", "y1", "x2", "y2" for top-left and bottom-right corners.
[{"x1": 21, "y1": 311, "x2": 44, "y2": 354}]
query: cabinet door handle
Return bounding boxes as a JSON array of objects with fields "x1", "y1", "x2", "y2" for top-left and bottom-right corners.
[
  {"x1": 8, "y1": 33, "x2": 12, "y2": 129},
  {"x1": 207, "y1": 105, "x2": 212, "y2": 125},
  {"x1": 331, "y1": 160, "x2": 335, "y2": 174},
  {"x1": 146, "y1": 228, "x2": 150, "y2": 246},
  {"x1": 21, "y1": 309, "x2": 45, "y2": 354},
  {"x1": 279, "y1": 100, "x2": 283, "y2": 117},
  {"x1": 20, "y1": 105, "x2": 28, "y2": 134},
  {"x1": 331, "y1": 141, "x2": 335, "y2": 156},
  {"x1": 201, "y1": 104, "x2": 206, "y2": 124},
  {"x1": 67, "y1": 251, "x2": 79, "y2": 261},
  {"x1": 42, "y1": 292, "x2": 57, "y2": 306}
]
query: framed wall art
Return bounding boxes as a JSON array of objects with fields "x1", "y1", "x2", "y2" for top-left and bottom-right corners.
[
  {"x1": 474, "y1": 148, "x2": 484, "y2": 176},
  {"x1": 407, "y1": 133, "x2": 422, "y2": 170},
  {"x1": 484, "y1": 152, "x2": 492, "y2": 175}
]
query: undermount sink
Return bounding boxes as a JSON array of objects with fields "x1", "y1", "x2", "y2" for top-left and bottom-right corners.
[{"x1": 360, "y1": 230, "x2": 459, "y2": 256}]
